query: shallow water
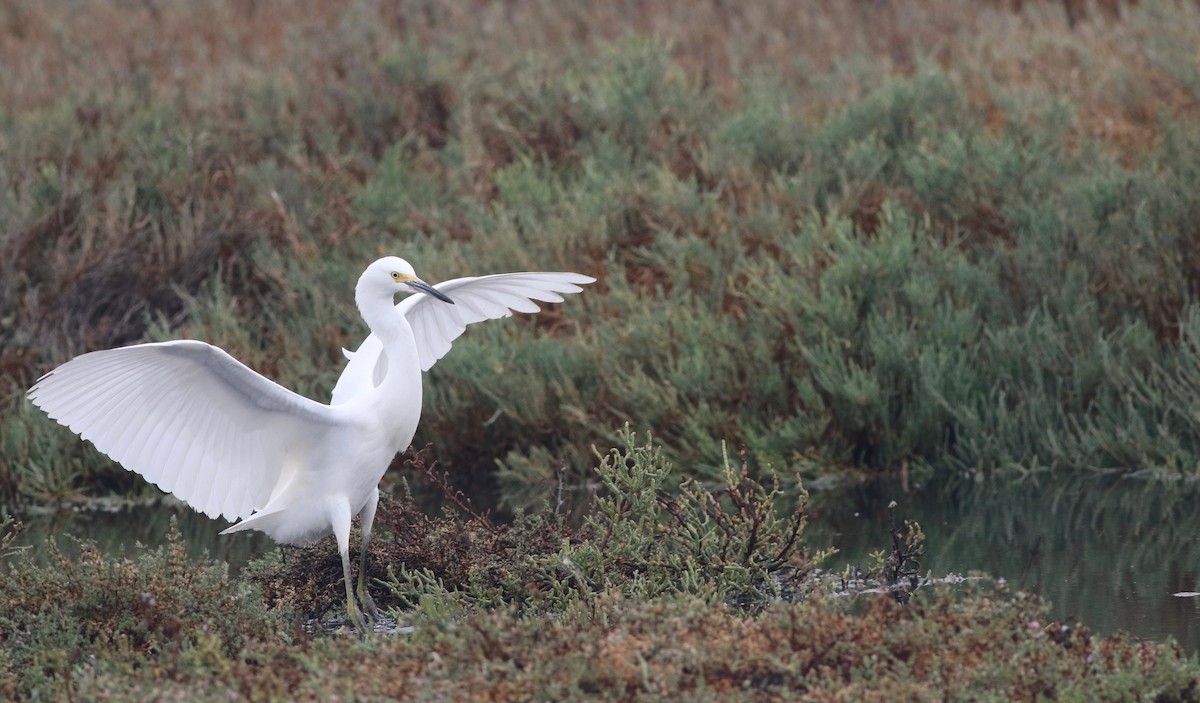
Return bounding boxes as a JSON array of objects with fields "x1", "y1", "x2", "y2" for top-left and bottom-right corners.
[
  {"x1": 11, "y1": 500, "x2": 275, "y2": 569},
  {"x1": 10, "y1": 472, "x2": 1200, "y2": 651},
  {"x1": 805, "y1": 473, "x2": 1200, "y2": 652}
]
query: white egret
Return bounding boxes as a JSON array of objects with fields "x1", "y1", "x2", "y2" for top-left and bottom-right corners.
[{"x1": 26, "y1": 256, "x2": 594, "y2": 632}]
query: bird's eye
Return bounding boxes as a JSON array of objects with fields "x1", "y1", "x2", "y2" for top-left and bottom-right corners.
[{"x1": 391, "y1": 272, "x2": 401, "y2": 281}]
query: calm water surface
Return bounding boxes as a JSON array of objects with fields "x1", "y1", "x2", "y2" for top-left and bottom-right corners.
[
  {"x1": 806, "y1": 473, "x2": 1200, "y2": 652},
  {"x1": 11, "y1": 473, "x2": 1200, "y2": 651},
  {"x1": 12, "y1": 501, "x2": 275, "y2": 569}
]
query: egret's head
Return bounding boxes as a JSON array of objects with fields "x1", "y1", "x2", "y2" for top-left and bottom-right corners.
[{"x1": 361, "y1": 256, "x2": 453, "y2": 304}]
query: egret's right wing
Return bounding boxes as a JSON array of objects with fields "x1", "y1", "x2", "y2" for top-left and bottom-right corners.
[
  {"x1": 331, "y1": 271, "x2": 594, "y2": 404},
  {"x1": 27, "y1": 340, "x2": 341, "y2": 522}
]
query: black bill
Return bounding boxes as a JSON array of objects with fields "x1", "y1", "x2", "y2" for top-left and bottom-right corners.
[{"x1": 408, "y1": 279, "x2": 454, "y2": 304}]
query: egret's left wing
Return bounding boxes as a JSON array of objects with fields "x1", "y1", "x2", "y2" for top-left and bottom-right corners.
[{"x1": 331, "y1": 271, "x2": 594, "y2": 404}]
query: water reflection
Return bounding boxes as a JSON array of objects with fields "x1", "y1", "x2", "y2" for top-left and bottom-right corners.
[
  {"x1": 8, "y1": 500, "x2": 275, "y2": 570},
  {"x1": 806, "y1": 473, "x2": 1200, "y2": 652}
]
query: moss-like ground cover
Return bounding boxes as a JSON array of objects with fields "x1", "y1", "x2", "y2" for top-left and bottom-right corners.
[{"x1": 4, "y1": 0, "x2": 1200, "y2": 698}]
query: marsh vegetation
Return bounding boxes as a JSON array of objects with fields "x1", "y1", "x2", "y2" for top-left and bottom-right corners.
[{"x1": 4, "y1": 0, "x2": 1200, "y2": 698}]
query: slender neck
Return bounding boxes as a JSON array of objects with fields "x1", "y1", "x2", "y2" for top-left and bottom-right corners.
[
  {"x1": 355, "y1": 285, "x2": 420, "y2": 389},
  {"x1": 357, "y1": 288, "x2": 404, "y2": 344}
]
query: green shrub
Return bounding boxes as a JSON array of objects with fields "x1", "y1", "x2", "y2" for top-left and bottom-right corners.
[
  {"x1": 0, "y1": 519, "x2": 286, "y2": 700},
  {"x1": 8, "y1": 1, "x2": 1200, "y2": 507}
]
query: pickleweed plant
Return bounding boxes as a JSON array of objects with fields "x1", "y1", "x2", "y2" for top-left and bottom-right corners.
[
  {"x1": 578, "y1": 428, "x2": 828, "y2": 605},
  {"x1": 374, "y1": 428, "x2": 821, "y2": 618}
]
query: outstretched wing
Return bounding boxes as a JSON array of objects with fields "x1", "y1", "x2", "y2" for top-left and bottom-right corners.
[
  {"x1": 27, "y1": 340, "x2": 341, "y2": 521},
  {"x1": 331, "y1": 271, "x2": 594, "y2": 404}
]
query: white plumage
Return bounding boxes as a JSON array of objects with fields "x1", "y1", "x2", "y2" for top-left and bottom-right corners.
[
  {"x1": 26, "y1": 257, "x2": 594, "y2": 631},
  {"x1": 28, "y1": 340, "x2": 328, "y2": 523},
  {"x1": 332, "y1": 271, "x2": 594, "y2": 403}
]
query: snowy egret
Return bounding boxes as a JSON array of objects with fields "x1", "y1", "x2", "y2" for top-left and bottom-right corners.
[{"x1": 27, "y1": 256, "x2": 594, "y2": 632}]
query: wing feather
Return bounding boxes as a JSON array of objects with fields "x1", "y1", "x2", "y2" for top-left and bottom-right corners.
[
  {"x1": 75, "y1": 365, "x2": 144, "y2": 448},
  {"x1": 174, "y1": 402, "x2": 216, "y2": 499},
  {"x1": 234, "y1": 432, "x2": 260, "y2": 518},
  {"x1": 209, "y1": 422, "x2": 239, "y2": 519},
  {"x1": 140, "y1": 383, "x2": 191, "y2": 486},
  {"x1": 28, "y1": 339, "x2": 341, "y2": 521},
  {"x1": 105, "y1": 379, "x2": 156, "y2": 462},
  {"x1": 330, "y1": 271, "x2": 594, "y2": 404},
  {"x1": 168, "y1": 404, "x2": 204, "y2": 494},
  {"x1": 121, "y1": 420, "x2": 158, "y2": 483},
  {"x1": 44, "y1": 359, "x2": 133, "y2": 423}
]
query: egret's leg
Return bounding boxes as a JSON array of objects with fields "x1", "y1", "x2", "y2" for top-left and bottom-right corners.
[
  {"x1": 329, "y1": 496, "x2": 366, "y2": 633},
  {"x1": 356, "y1": 487, "x2": 382, "y2": 623}
]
